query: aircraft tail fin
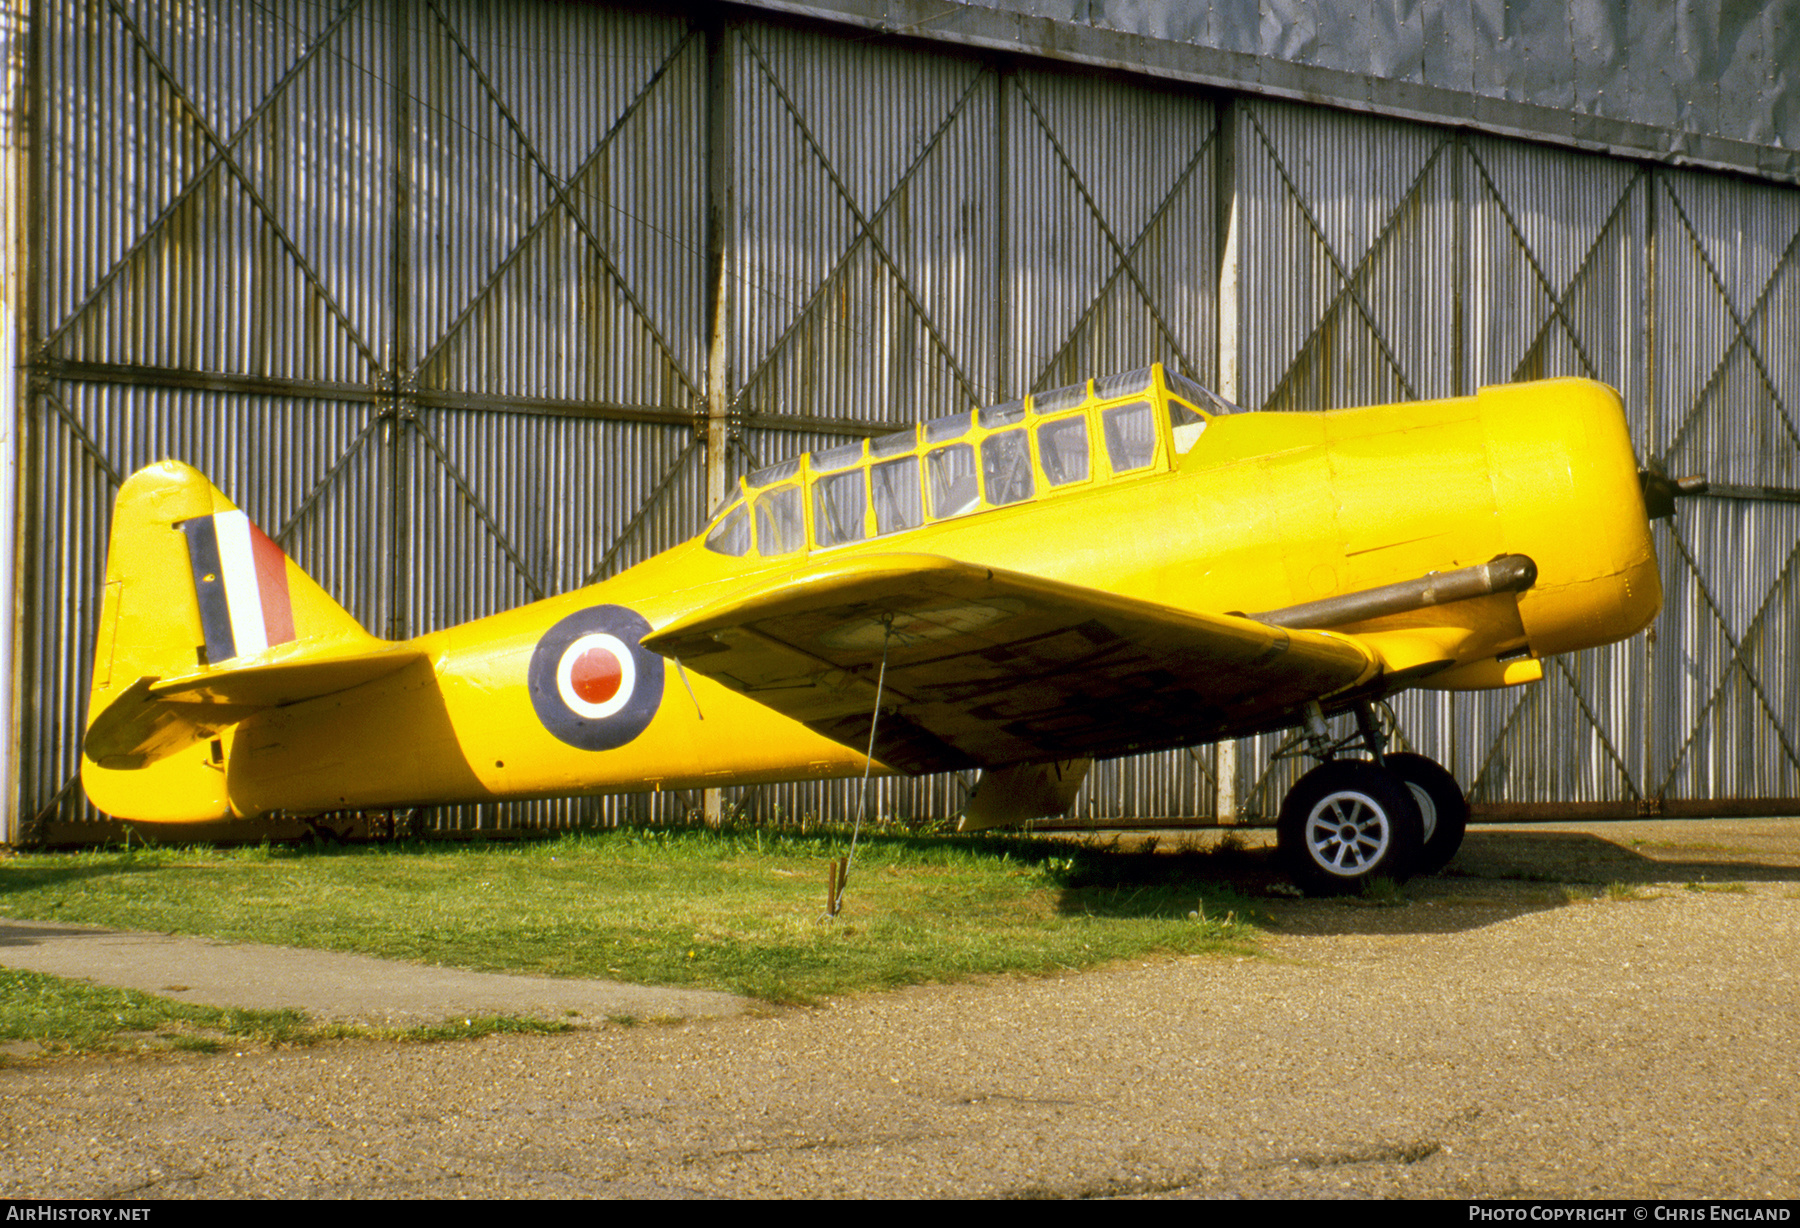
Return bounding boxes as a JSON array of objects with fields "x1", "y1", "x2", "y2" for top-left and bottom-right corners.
[{"x1": 81, "y1": 460, "x2": 409, "y2": 821}]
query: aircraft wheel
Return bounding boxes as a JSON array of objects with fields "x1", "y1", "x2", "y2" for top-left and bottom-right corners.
[
  {"x1": 1277, "y1": 760, "x2": 1423, "y2": 895},
  {"x1": 1384, "y1": 752, "x2": 1468, "y2": 875}
]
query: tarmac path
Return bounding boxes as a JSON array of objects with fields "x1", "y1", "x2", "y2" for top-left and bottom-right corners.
[
  {"x1": 0, "y1": 918, "x2": 747, "y2": 1027},
  {"x1": 2, "y1": 819, "x2": 1798, "y2": 1199}
]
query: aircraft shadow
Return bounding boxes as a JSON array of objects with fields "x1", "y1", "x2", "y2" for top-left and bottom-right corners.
[
  {"x1": 0, "y1": 919, "x2": 125, "y2": 947},
  {"x1": 0, "y1": 858, "x2": 164, "y2": 897},
  {"x1": 1048, "y1": 826, "x2": 1800, "y2": 937}
]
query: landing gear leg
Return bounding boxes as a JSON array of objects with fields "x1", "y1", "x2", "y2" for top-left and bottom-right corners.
[{"x1": 1351, "y1": 700, "x2": 1469, "y2": 874}]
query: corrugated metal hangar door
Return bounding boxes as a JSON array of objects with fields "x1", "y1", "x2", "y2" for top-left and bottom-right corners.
[
  {"x1": 22, "y1": 1, "x2": 715, "y2": 835},
  {"x1": 11, "y1": 0, "x2": 1800, "y2": 840},
  {"x1": 1229, "y1": 102, "x2": 1800, "y2": 818}
]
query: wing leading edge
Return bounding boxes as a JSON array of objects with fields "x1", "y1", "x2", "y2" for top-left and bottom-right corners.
[{"x1": 644, "y1": 554, "x2": 1381, "y2": 774}]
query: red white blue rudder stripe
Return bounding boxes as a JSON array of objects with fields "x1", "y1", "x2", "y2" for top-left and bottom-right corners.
[{"x1": 178, "y1": 510, "x2": 297, "y2": 664}]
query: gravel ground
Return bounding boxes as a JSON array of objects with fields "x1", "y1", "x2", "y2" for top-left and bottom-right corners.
[{"x1": 2, "y1": 819, "x2": 1797, "y2": 1199}]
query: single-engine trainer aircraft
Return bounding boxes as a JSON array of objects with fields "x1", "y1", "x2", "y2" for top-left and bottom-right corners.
[{"x1": 82, "y1": 366, "x2": 1680, "y2": 892}]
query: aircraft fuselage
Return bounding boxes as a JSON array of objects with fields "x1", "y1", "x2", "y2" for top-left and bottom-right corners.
[{"x1": 215, "y1": 376, "x2": 1657, "y2": 817}]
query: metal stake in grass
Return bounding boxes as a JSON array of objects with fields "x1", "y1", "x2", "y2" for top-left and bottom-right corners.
[
  {"x1": 825, "y1": 855, "x2": 849, "y2": 918},
  {"x1": 825, "y1": 617, "x2": 892, "y2": 920}
]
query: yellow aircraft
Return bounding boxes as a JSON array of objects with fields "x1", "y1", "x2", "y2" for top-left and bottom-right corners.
[{"x1": 80, "y1": 365, "x2": 1675, "y2": 892}]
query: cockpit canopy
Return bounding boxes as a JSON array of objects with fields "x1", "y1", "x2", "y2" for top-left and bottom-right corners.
[{"x1": 703, "y1": 363, "x2": 1237, "y2": 559}]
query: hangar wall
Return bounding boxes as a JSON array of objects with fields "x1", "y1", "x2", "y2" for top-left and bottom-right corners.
[{"x1": 6, "y1": 0, "x2": 1799, "y2": 841}]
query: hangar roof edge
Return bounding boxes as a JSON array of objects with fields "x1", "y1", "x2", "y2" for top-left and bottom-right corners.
[{"x1": 737, "y1": 0, "x2": 1800, "y2": 188}]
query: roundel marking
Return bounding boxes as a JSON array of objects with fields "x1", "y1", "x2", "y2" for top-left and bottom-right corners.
[
  {"x1": 529, "y1": 606, "x2": 663, "y2": 751},
  {"x1": 557, "y1": 633, "x2": 634, "y2": 719}
]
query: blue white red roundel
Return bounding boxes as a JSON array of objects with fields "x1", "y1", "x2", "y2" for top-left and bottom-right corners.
[{"x1": 529, "y1": 606, "x2": 663, "y2": 751}]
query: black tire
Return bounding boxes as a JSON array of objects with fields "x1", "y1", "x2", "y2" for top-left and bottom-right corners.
[
  {"x1": 1277, "y1": 759, "x2": 1424, "y2": 895},
  {"x1": 1384, "y1": 752, "x2": 1468, "y2": 875}
]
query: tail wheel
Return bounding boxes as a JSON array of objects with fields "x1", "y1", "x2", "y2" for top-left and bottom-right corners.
[
  {"x1": 1383, "y1": 752, "x2": 1468, "y2": 875},
  {"x1": 1277, "y1": 760, "x2": 1424, "y2": 895}
]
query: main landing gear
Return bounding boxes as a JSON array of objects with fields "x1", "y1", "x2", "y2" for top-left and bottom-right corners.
[{"x1": 1273, "y1": 702, "x2": 1468, "y2": 895}]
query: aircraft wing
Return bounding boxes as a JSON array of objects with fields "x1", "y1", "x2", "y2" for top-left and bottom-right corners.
[{"x1": 643, "y1": 554, "x2": 1381, "y2": 773}]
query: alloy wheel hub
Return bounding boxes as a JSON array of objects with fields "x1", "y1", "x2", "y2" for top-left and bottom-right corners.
[{"x1": 1304, "y1": 791, "x2": 1391, "y2": 875}]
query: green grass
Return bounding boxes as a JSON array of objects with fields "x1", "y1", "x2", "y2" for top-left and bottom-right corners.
[
  {"x1": 0, "y1": 964, "x2": 574, "y2": 1060},
  {"x1": 0, "y1": 828, "x2": 1259, "y2": 1010},
  {"x1": 0, "y1": 966, "x2": 318, "y2": 1055}
]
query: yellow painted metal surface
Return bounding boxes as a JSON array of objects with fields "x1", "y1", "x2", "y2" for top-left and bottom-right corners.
[{"x1": 81, "y1": 370, "x2": 1661, "y2": 823}]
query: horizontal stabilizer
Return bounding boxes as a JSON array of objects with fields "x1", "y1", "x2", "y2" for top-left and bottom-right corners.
[
  {"x1": 149, "y1": 642, "x2": 425, "y2": 707},
  {"x1": 85, "y1": 643, "x2": 427, "y2": 770},
  {"x1": 84, "y1": 677, "x2": 259, "y2": 771}
]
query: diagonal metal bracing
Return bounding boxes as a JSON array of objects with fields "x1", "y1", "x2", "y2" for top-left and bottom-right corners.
[
  {"x1": 38, "y1": 384, "x2": 127, "y2": 490},
  {"x1": 271, "y1": 414, "x2": 385, "y2": 547},
  {"x1": 1468, "y1": 684, "x2": 1569, "y2": 799},
  {"x1": 1474, "y1": 158, "x2": 1639, "y2": 385},
  {"x1": 1464, "y1": 653, "x2": 1641, "y2": 802},
  {"x1": 411, "y1": 418, "x2": 548, "y2": 603},
  {"x1": 738, "y1": 30, "x2": 984, "y2": 410},
  {"x1": 582, "y1": 438, "x2": 701, "y2": 586},
  {"x1": 412, "y1": 25, "x2": 701, "y2": 379},
  {"x1": 730, "y1": 59, "x2": 990, "y2": 412},
  {"x1": 1656, "y1": 524, "x2": 1800, "y2": 795},
  {"x1": 1243, "y1": 744, "x2": 1295, "y2": 816},
  {"x1": 406, "y1": 5, "x2": 711, "y2": 614},
  {"x1": 724, "y1": 434, "x2": 765, "y2": 482},
  {"x1": 1660, "y1": 229, "x2": 1800, "y2": 465},
  {"x1": 1547, "y1": 655, "x2": 1640, "y2": 798},
  {"x1": 1466, "y1": 671, "x2": 1548, "y2": 800},
  {"x1": 1183, "y1": 745, "x2": 1218, "y2": 791},
  {"x1": 1244, "y1": 105, "x2": 1425, "y2": 404},
  {"x1": 1013, "y1": 78, "x2": 1204, "y2": 384},
  {"x1": 62, "y1": 0, "x2": 383, "y2": 372},
  {"x1": 1500, "y1": 188, "x2": 1637, "y2": 387},
  {"x1": 41, "y1": 0, "x2": 367, "y2": 357},
  {"x1": 1259, "y1": 134, "x2": 1450, "y2": 410},
  {"x1": 1027, "y1": 120, "x2": 1218, "y2": 392},
  {"x1": 26, "y1": 774, "x2": 87, "y2": 840},
  {"x1": 1463, "y1": 149, "x2": 1639, "y2": 385},
  {"x1": 1657, "y1": 182, "x2": 1800, "y2": 464},
  {"x1": 424, "y1": 0, "x2": 701, "y2": 404}
]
